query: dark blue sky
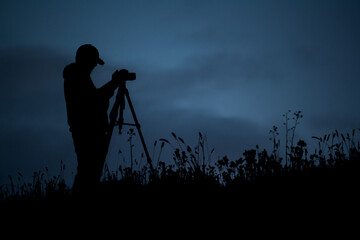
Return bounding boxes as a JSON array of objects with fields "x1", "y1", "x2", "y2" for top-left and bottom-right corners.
[{"x1": 1, "y1": 0, "x2": 360, "y2": 185}]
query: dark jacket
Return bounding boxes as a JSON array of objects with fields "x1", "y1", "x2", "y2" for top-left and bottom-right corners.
[{"x1": 63, "y1": 63, "x2": 116, "y2": 134}]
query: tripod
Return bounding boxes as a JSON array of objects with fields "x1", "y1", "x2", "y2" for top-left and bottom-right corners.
[{"x1": 106, "y1": 81, "x2": 153, "y2": 170}]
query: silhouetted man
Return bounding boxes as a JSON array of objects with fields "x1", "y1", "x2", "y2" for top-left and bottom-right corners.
[{"x1": 63, "y1": 44, "x2": 126, "y2": 196}]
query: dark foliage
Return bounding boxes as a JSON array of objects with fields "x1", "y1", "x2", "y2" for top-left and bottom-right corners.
[{"x1": 1, "y1": 113, "x2": 359, "y2": 210}]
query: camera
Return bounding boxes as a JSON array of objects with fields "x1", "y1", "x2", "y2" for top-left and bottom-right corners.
[
  {"x1": 113, "y1": 69, "x2": 136, "y2": 82},
  {"x1": 119, "y1": 69, "x2": 136, "y2": 81}
]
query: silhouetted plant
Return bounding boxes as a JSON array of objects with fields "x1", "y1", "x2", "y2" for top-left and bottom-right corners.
[
  {"x1": 0, "y1": 161, "x2": 70, "y2": 201},
  {"x1": 1, "y1": 113, "x2": 358, "y2": 202},
  {"x1": 311, "y1": 129, "x2": 360, "y2": 168},
  {"x1": 283, "y1": 110, "x2": 303, "y2": 167},
  {"x1": 269, "y1": 125, "x2": 281, "y2": 162}
]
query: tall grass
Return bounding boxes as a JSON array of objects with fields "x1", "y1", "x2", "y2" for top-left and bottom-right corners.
[
  {"x1": 0, "y1": 160, "x2": 70, "y2": 201},
  {"x1": 1, "y1": 112, "x2": 358, "y2": 202}
]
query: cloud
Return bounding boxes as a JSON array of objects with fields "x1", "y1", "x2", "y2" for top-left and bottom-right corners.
[{"x1": 307, "y1": 113, "x2": 360, "y2": 135}]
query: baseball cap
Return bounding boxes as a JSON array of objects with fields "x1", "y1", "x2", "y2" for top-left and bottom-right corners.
[{"x1": 76, "y1": 44, "x2": 104, "y2": 65}]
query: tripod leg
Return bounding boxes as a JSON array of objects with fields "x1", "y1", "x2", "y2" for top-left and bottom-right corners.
[
  {"x1": 107, "y1": 86, "x2": 125, "y2": 152},
  {"x1": 118, "y1": 88, "x2": 126, "y2": 134},
  {"x1": 124, "y1": 89, "x2": 153, "y2": 170}
]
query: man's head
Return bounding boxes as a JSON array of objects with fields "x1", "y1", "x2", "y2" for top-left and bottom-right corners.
[{"x1": 75, "y1": 44, "x2": 104, "y2": 72}]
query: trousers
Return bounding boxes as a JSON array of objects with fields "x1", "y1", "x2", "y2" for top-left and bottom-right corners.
[{"x1": 71, "y1": 131, "x2": 108, "y2": 196}]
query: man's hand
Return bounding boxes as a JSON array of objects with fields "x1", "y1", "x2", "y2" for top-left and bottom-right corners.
[{"x1": 112, "y1": 69, "x2": 129, "y2": 84}]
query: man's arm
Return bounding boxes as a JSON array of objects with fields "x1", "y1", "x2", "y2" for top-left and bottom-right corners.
[
  {"x1": 97, "y1": 69, "x2": 129, "y2": 99},
  {"x1": 97, "y1": 80, "x2": 117, "y2": 99}
]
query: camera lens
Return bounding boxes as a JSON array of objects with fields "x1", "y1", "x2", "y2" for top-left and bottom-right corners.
[{"x1": 127, "y1": 73, "x2": 136, "y2": 81}]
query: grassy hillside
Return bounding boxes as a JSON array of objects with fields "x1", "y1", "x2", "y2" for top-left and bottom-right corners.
[{"x1": 1, "y1": 113, "x2": 358, "y2": 209}]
